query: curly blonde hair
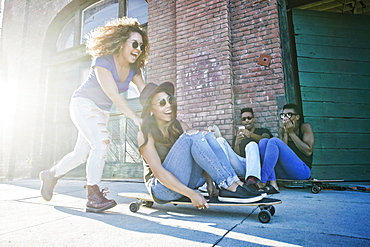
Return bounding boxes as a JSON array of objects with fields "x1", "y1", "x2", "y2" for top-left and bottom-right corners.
[{"x1": 85, "y1": 17, "x2": 149, "y2": 70}]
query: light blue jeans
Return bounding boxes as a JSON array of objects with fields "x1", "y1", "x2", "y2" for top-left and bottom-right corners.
[
  {"x1": 259, "y1": 137, "x2": 311, "y2": 183},
  {"x1": 215, "y1": 138, "x2": 261, "y2": 180},
  {"x1": 151, "y1": 132, "x2": 239, "y2": 201}
]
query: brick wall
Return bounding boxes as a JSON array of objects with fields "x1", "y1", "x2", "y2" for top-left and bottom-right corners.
[
  {"x1": 1, "y1": 0, "x2": 38, "y2": 179},
  {"x1": 230, "y1": 0, "x2": 284, "y2": 135},
  {"x1": 147, "y1": 0, "x2": 177, "y2": 84},
  {"x1": 1, "y1": 0, "x2": 73, "y2": 179},
  {"x1": 147, "y1": 0, "x2": 285, "y2": 142},
  {"x1": 147, "y1": 0, "x2": 235, "y2": 141},
  {"x1": 176, "y1": 0, "x2": 234, "y2": 140}
]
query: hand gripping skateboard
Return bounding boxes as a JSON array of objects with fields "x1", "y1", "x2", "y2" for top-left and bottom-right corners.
[{"x1": 118, "y1": 192, "x2": 282, "y2": 223}]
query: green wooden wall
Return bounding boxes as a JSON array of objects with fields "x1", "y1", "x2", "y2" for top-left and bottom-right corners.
[{"x1": 292, "y1": 9, "x2": 370, "y2": 180}]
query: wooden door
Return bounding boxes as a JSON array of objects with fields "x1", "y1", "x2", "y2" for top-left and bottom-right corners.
[{"x1": 292, "y1": 9, "x2": 370, "y2": 180}]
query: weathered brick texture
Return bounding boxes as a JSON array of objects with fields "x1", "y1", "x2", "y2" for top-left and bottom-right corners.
[
  {"x1": 175, "y1": 0, "x2": 234, "y2": 140},
  {"x1": 230, "y1": 0, "x2": 284, "y2": 135},
  {"x1": 1, "y1": 0, "x2": 75, "y2": 179},
  {"x1": 147, "y1": 0, "x2": 177, "y2": 84},
  {"x1": 147, "y1": 0, "x2": 284, "y2": 141}
]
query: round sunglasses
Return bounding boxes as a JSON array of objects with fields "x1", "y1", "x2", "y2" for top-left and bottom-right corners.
[
  {"x1": 132, "y1": 41, "x2": 145, "y2": 51},
  {"x1": 279, "y1": 112, "x2": 298, "y2": 119},
  {"x1": 153, "y1": 95, "x2": 175, "y2": 107}
]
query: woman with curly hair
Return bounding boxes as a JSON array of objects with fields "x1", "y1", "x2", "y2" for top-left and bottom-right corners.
[{"x1": 39, "y1": 17, "x2": 149, "y2": 213}]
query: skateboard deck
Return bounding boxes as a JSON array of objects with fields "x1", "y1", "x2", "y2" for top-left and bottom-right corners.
[
  {"x1": 277, "y1": 178, "x2": 345, "y2": 194},
  {"x1": 118, "y1": 192, "x2": 282, "y2": 223}
]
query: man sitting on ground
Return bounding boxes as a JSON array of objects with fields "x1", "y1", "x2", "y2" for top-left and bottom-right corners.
[{"x1": 232, "y1": 107, "x2": 273, "y2": 185}]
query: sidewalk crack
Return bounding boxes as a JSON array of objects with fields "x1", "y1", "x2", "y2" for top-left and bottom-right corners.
[
  {"x1": 324, "y1": 233, "x2": 370, "y2": 241},
  {"x1": 212, "y1": 207, "x2": 258, "y2": 246}
]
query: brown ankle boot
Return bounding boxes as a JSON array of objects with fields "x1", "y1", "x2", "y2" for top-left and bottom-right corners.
[
  {"x1": 86, "y1": 185, "x2": 117, "y2": 213},
  {"x1": 39, "y1": 169, "x2": 62, "y2": 201}
]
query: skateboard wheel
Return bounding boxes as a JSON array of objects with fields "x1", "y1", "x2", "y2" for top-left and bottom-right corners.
[
  {"x1": 258, "y1": 210, "x2": 271, "y2": 223},
  {"x1": 143, "y1": 201, "x2": 153, "y2": 208},
  {"x1": 129, "y1": 202, "x2": 140, "y2": 212},
  {"x1": 311, "y1": 185, "x2": 321, "y2": 194},
  {"x1": 269, "y1": 206, "x2": 276, "y2": 216}
]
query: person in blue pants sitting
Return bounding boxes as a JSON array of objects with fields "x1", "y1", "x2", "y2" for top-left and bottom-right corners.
[{"x1": 258, "y1": 104, "x2": 315, "y2": 194}]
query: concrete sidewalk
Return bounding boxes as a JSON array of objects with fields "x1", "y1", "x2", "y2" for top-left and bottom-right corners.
[{"x1": 1, "y1": 179, "x2": 369, "y2": 247}]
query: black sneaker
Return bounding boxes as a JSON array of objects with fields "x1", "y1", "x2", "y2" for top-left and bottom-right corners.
[
  {"x1": 218, "y1": 186, "x2": 263, "y2": 203},
  {"x1": 245, "y1": 176, "x2": 260, "y2": 190},
  {"x1": 246, "y1": 176, "x2": 260, "y2": 185},
  {"x1": 242, "y1": 183, "x2": 267, "y2": 198}
]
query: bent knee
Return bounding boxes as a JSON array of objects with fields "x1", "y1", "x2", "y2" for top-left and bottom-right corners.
[
  {"x1": 270, "y1": 137, "x2": 282, "y2": 144},
  {"x1": 246, "y1": 141, "x2": 258, "y2": 148},
  {"x1": 258, "y1": 138, "x2": 269, "y2": 146}
]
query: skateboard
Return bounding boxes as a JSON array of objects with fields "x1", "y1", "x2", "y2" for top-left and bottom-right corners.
[
  {"x1": 118, "y1": 192, "x2": 282, "y2": 223},
  {"x1": 277, "y1": 178, "x2": 345, "y2": 194}
]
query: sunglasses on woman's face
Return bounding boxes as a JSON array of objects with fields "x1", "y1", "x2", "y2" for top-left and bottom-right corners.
[
  {"x1": 153, "y1": 95, "x2": 175, "y2": 107},
  {"x1": 132, "y1": 41, "x2": 145, "y2": 51},
  {"x1": 242, "y1": 116, "x2": 254, "y2": 121},
  {"x1": 279, "y1": 112, "x2": 298, "y2": 119}
]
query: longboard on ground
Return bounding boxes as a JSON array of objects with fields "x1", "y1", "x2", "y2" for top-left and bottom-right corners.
[
  {"x1": 118, "y1": 192, "x2": 282, "y2": 223},
  {"x1": 277, "y1": 178, "x2": 345, "y2": 194}
]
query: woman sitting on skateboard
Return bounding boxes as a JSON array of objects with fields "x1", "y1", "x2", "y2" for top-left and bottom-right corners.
[
  {"x1": 138, "y1": 82, "x2": 265, "y2": 210},
  {"x1": 257, "y1": 104, "x2": 314, "y2": 194}
]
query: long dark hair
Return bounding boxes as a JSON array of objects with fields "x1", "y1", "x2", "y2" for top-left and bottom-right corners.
[{"x1": 139, "y1": 92, "x2": 182, "y2": 153}]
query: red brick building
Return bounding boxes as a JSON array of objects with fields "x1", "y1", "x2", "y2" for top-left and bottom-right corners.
[
  {"x1": 148, "y1": 0, "x2": 284, "y2": 139},
  {"x1": 1, "y1": 0, "x2": 369, "y2": 181}
]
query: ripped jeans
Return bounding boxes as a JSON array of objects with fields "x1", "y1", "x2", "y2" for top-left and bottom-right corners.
[
  {"x1": 151, "y1": 132, "x2": 239, "y2": 202},
  {"x1": 53, "y1": 97, "x2": 110, "y2": 185}
]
